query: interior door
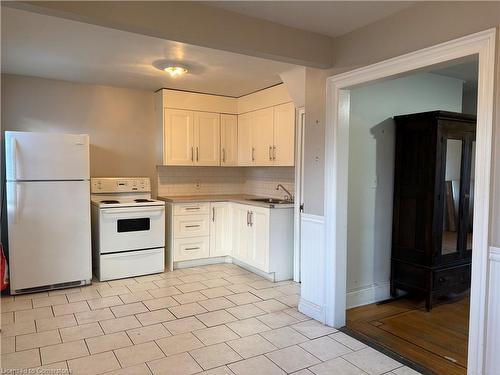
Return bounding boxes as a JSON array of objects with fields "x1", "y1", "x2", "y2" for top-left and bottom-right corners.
[
  {"x1": 252, "y1": 108, "x2": 274, "y2": 166},
  {"x1": 5, "y1": 131, "x2": 89, "y2": 181},
  {"x1": 249, "y1": 207, "x2": 269, "y2": 271},
  {"x1": 164, "y1": 109, "x2": 194, "y2": 165},
  {"x1": 7, "y1": 180, "x2": 91, "y2": 291},
  {"x1": 194, "y1": 112, "x2": 220, "y2": 166},
  {"x1": 221, "y1": 114, "x2": 238, "y2": 166},
  {"x1": 273, "y1": 102, "x2": 296, "y2": 166},
  {"x1": 237, "y1": 113, "x2": 253, "y2": 166},
  {"x1": 210, "y1": 202, "x2": 232, "y2": 257}
]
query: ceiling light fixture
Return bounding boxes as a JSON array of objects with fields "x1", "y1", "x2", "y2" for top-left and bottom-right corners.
[{"x1": 164, "y1": 65, "x2": 188, "y2": 77}]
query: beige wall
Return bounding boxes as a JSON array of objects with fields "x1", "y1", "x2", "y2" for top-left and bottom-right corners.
[
  {"x1": 1, "y1": 74, "x2": 158, "y2": 195},
  {"x1": 302, "y1": 2, "x2": 500, "y2": 248}
]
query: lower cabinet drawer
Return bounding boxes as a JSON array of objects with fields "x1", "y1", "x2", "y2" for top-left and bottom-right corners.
[
  {"x1": 173, "y1": 214, "x2": 210, "y2": 238},
  {"x1": 173, "y1": 236, "x2": 210, "y2": 261}
]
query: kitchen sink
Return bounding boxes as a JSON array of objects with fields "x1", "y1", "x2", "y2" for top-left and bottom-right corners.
[{"x1": 249, "y1": 198, "x2": 293, "y2": 204}]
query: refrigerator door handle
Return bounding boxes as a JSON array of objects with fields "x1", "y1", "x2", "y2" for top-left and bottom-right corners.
[
  {"x1": 13, "y1": 183, "x2": 21, "y2": 224},
  {"x1": 11, "y1": 137, "x2": 18, "y2": 180}
]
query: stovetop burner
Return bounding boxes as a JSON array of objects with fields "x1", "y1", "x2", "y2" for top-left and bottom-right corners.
[
  {"x1": 101, "y1": 200, "x2": 120, "y2": 204},
  {"x1": 134, "y1": 199, "x2": 154, "y2": 203}
]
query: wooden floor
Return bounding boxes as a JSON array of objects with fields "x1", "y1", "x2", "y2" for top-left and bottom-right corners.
[{"x1": 346, "y1": 296, "x2": 469, "y2": 375}]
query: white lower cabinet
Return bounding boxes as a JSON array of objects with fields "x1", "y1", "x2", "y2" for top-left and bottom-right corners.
[
  {"x1": 167, "y1": 201, "x2": 293, "y2": 280},
  {"x1": 173, "y1": 236, "x2": 210, "y2": 262},
  {"x1": 209, "y1": 202, "x2": 232, "y2": 257},
  {"x1": 231, "y1": 203, "x2": 293, "y2": 281}
]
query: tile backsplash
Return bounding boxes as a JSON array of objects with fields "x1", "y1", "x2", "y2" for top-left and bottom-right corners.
[{"x1": 157, "y1": 166, "x2": 295, "y2": 199}]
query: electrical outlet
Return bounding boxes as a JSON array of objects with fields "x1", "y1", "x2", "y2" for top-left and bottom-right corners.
[{"x1": 195, "y1": 180, "x2": 201, "y2": 189}]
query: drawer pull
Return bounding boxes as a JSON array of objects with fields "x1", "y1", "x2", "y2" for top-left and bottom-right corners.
[
  {"x1": 185, "y1": 224, "x2": 201, "y2": 228},
  {"x1": 185, "y1": 247, "x2": 200, "y2": 251},
  {"x1": 185, "y1": 207, "x2": 200, "y2": 211}
]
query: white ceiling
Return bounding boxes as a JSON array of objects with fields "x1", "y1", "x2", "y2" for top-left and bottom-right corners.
[
  {"x1": 1, "y1": 7, "x2": 297, "y2": 97},
  {"x1": 204, "y1": 1, "x2": 414, "y2": 37}
]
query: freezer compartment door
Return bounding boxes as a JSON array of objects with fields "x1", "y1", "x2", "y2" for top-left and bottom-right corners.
[
  {"x1": 5, "y1": 131, "x2": 90, "y2": 181},
  {"x1": 97, "y1": 248, "x2": 165, "y2": 281},
  {"x1": 7, "y1": 181, "x2": 92, "y2": 291}
]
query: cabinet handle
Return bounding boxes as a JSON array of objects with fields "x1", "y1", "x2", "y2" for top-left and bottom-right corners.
[
  {"x1": 222, "y1": 148, "x2": 226, "y2": 163},
  {"x1": 249, "y1": 211, "x2": 253, "y2": 227},
  {"x1": 251, "y1": 147, "x2": 255, "y2": 162},
  {"x1": 212, "y1": 207, "x2": 215, "y2": 222},
  {"x1": 185, "y1": 224, "x2": 200, "y2": 228},
  {"x1": 273, "y1": 146, "x2": 276, "y2": 160},
  {"x1": 269, "y1": 146, "x2": 273, "y2": 161},
  {"x1": 246, "y1": 211, "x2": 250, "y2": 226},
  {"x1": 196, "y1": 147, "x2": 199, "y2": 162},
  {"x1": 185, "y1": 247, "x2": 200, "y2": 251},
  {"x1": 191, "y1": 147, "x2": 194, "y2": 162}
]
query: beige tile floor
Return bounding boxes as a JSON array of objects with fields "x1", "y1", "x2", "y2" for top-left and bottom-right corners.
[{"x1": 0, "y1": 264, "x2": 421, "y2": 374}]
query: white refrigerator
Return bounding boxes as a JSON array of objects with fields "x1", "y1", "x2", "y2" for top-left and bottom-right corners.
[{"x1": 5, "y1": 131, "x2": 92, "y2": 294}]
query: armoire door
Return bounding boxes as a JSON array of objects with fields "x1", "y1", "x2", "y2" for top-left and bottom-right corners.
[{"x1": 439, "y1": 128, "x2": 475, "y2": 260}]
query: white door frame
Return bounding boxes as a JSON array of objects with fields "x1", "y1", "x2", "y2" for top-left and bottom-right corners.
[
  {"x1": 323, "y1": 29, "x2": 496, "y2": 374},
  {"x1": 294, "y1": 107, "x2": 305, "y2": 282}
]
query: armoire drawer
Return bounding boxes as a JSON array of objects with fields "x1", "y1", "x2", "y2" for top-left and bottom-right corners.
[
  {"x1": 173, "y1": 237, "x2": 210, "y2": 261},
  {"x1": 433, "y1": 265, "x2": 471, "y2": 291},
  {"x1": 173, "y1": 203, "x2": 210, "y2": 216},
  {"x1": 173, "y1": 215, "x2": 210, "y2": 238}
]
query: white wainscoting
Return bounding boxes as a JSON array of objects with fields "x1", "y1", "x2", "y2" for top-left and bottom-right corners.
[
  {"x1": 485, "y1": 246, "x2": 500, "y2": 373},
  {"x1": 298, "y1": 213, "x2": 326, "y2": 323},
  {"x1": 346, "y1": 281, "x2": 391, "y2": 309}
]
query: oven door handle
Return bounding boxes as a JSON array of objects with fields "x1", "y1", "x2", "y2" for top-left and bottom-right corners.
[{"x1": 101, "y1": 207, "x2": 164, "y2": 217}]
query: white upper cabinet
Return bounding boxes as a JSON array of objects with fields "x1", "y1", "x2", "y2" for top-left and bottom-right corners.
[
  {"x1": 162, "y1": 109, "x2": 220, "y2": 166},
  {"x1": 194, "y1": 112, "x2": 220, "y2": 166},
  {"x1": 252, "y1": 108, "x2": 275, "y2": 166},
  {"x1": 237, "y1": 103, "x2": 295, "y2": 167},
  {"x1": 164, "y1": 109, "x2": 195, "y2": 166},
  {"x1": 156, "y1": 88, "x2": 295, "y2": 167},
  {"x1": 237, "y1": 112, "x2": 253, "y2": 166},
  {"x1": 220, "y1": 114, "x2": 238, "y2": 166},
  {"x1": 273, "y1": 102, "x2": 295, "y2": 166}
]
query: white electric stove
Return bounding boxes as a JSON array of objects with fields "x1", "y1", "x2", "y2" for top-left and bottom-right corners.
[{"x1": 91, "y1": 177, "x2": 165, "y2": 281}]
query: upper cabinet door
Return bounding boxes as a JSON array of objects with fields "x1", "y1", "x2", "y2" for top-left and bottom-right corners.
[
  {"x1": 194, "y1": 112, "x2": 220, "y2": 166},
  {"x1": 273, "y1": 102, "x2": 295, "y2": 166},
  {"x1": 252, "y1": 107, "x2": 274, "y2": 166},
  {"x1": 238, "y1": 112, "x2": 253, "y2": 166},
  {"x1": 221, "y1": 114, "x2": 238, "y2": 166},
  {"x1": 164, "y1": 109, "x2": 194, "y2": 166}
]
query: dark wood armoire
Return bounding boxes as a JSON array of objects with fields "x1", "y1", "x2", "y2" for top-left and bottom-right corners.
[{"x1": 391, "y1": 111, "x2": 476, "y2": 310}]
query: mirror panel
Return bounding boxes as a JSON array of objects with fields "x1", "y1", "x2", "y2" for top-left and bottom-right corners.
[
  {"x1": 467, "y1": 140, "x2": 475, "y2": 251},
  {"x1": 442, "y1": 139, "x2": 462, "y2": 255}
]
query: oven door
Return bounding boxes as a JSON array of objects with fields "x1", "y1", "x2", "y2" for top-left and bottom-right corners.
[{"x1": 98, "y1": 206, "x2": 165, "y2": 253}]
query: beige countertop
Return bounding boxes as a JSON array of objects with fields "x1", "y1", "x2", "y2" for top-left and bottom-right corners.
[{"x1": 157, "y1": 194, "x2": 294, "y2": 209}]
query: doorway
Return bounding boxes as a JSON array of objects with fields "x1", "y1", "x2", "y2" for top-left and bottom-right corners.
[
  {"x1": 323, "y1": 29, "x2": 496, "y2": 375},
  {"x1": 342, "y1": 60, "x2": 478, "y2": 374}
]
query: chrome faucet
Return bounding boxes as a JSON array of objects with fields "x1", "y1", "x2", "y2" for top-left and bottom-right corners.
[{"x1": 275, "y1": 184, "x2": 293, "y2": 201}]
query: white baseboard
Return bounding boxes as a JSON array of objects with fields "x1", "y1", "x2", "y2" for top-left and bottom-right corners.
[
  {"x1": 346, "y1": 281, "x2": 391, "y2": 309},
  {"x1": 299, "y1": 298, "x2": 325, "y2": 323},
  {"x1": 231, "y1": 258, "x2": 276, "y2": 282},
  {"x1": 174, "y1": 256, "x2": 232, "y2": 269}
]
